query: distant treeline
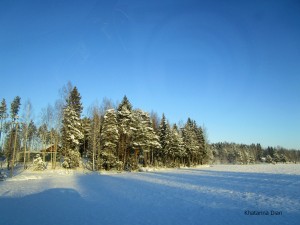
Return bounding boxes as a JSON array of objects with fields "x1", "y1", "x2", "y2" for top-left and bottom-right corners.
[{"x1": 209, "y1": 142, "x2": 300, "y2": 164}]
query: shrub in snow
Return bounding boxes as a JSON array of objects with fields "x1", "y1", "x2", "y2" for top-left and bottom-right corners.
[
  {"x1": 62, "y1": 150, "x2": 80, "y2": 168},
  {"x1": 33, "y1": 154, "x2": 46, "y2": 171},
  {"x1": 266, "y1": 155, "x2": 273, "y2": 164},
  {"x1": 62, "y1": 158, "x2": 70, "y2": 168},
  {"x1": 0, "y1": 170, "x2": 7, "y2": 181},
  {"x1": 280, "y1": 154, "x2": 288, "y2": 163},
  {"x1": 116, "y1": 161, "x2": 123, "y2": 171},
  {"x1": 249, "y1": 156, "x2": 255, "y2": 164}
]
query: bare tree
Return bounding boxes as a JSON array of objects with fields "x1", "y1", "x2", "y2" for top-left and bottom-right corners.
[
  {"x1": 22, "y1": 100, "x2": 33, "y2": 169},
  {"x1": 0, "y1": 98, "x2": 8, "y2": 150},
  {"x1": 89, "y1": 105, "x2": 101, "y2": 171}
]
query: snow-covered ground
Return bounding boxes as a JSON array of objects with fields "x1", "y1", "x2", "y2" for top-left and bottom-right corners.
[{"x1": 1, "y1": 164, "x2": 300, "y2": 225}]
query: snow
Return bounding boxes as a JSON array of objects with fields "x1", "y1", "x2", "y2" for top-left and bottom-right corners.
[{"x1": 0, "y1": 164, "x2": 300, "y2": 225}]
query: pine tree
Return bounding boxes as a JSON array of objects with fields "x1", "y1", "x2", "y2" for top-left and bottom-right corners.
[
  {"x1": 100, "y1": 109, "x2": 119, "y2": 170},
  {"x1": 6, "y1": 96, "x2": 21, "y2": 174},
  {"x1": 10, "y1": 96, "x2": 21, "y2": 121}
]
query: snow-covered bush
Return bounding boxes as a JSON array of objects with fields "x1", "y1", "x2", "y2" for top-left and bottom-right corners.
[
  {"x1": 280, "y1": 154, "x2": 288, "y2": 163},
  {"x1": 62, "y1": 150, "x2": 80, "y2": 169},
  {"x1": 33, "y1": 154, "x2": 46, "y2": 171},
  {"x1": 266, "y1": 155, "x2": 273, "y2": 164},
  {"x1": 116, "y1": 161, "x2": 123, "y2": 171},
  {"x1": 0, "y1": 170, "x2": 7, "y2": 181}
]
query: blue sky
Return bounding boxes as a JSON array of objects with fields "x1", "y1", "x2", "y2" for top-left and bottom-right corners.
[{"x1": 1, "y1": 0, "x2": 299, "y2": 149}]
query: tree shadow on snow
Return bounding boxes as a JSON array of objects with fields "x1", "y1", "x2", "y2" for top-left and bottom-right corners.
[{"x1": 1, "y1": 173, "x2": 299, "y2": 225}]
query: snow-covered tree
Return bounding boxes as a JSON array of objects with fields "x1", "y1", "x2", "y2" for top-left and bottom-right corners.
[
  {"x1": 266, "y1": 155, "x2": 273, "y2": 163},
  {"x1": 192, "y1": 121, "x2": 207, "y2": 165},
  {"x1": 117, "y1": 96, "x2": 134, "y2": 169},
  {"x1": 62, "y1": 150, "x2": 81, "y2": 169},
  {"x1": 61, "y1": 87, "x2": 84, "y2": 168},
  {"x1": 280, "y1": 153, "x2": 288, "y2": 163},
  {"x1": 67, "y1": 86, "x2": 83, "y2": 116},
  {"x1": 182, "y1": 118, "x2": 199, "y2": 166},
  {"x1": 273, "y1": 151, "x2": 280, "y2": 163},
  {"x1": 0, "y1": 98, "x2": 7, "y2": 147},
  {"x1": 100, "y1": 109, "x2": 119, "y2": 170},
  {"x1": 62, "y1": 106, "x2": 84, "y2": 152},
  {"x1": 33, "y1": 154, "x2": 46, "y2": 170},
  {"x1": 158, "y1": 114, "x2": 171, "y2": 165},
  {"x1": 170, "y1": 124, "x2": 185, "y2": 167},
  {"x1": 0, "y1": 170, "x2": 7, "y2": 181},
  {"x1": 132, "y1": 110, "x2": 161, "y2": 167},
  {"x1": 81, "y1": 117, "x2": 91, "y2": 157}
]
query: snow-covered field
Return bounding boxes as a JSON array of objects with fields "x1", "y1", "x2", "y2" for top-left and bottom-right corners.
[{"x1": 1, "y1": 164, "x2": 300, "y2": 225}]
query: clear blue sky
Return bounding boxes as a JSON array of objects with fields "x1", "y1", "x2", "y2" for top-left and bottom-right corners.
[{"x1": 1, "y1": 0, "x2": 299, "y2": 149}]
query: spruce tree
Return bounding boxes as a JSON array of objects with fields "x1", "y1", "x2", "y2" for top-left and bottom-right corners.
[
  {"x1": 67, "y1": 86, "x2": 83, "y2": 116},
  {"x1": 142, "y1": 111, "x2": 161, "y2": 167},
  {"x1": 168, "y1": 124, "x2": 185, "y2": 167},
  {"x1": 132, "y1": 110, "x2": 161, "y2": 167},
  {"x1": 182, "y1": 118, "x2": 199, "y2": 166},
  {"x1": 117, "y1": 96, "x2": 134, "y2": 169},
  {"x1": 81, "y1": 117, "x2": 91, "y2": 157},
  {"x1": 117, "y1": 95, "x2": 132, "y2": 112},
  {"x1": 158, "y1": 114, "x2": 171, "y2": 166},
  {"x1": 61, "y1": 87, "x2": 84, "y2": 168},
  {"x1": 100, "y1": 109, "x2": 119, "y2": 170},
  {"x1": 273, "y1": 151, "x2": 280, "y2": 163},
  {"x1": 192, "y1": 121, "x2": 207, "y2": 165}
]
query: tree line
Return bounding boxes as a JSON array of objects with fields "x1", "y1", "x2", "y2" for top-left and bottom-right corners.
[
  {"x1": 0, "y1": 83, "x2": 209, "y2": 172},
  {"x1": 210, "y1": 142, "x2": 300, "y2": 164},
  {"x1": 0, "y1": 82, "x2": 299, "y2": 174}
]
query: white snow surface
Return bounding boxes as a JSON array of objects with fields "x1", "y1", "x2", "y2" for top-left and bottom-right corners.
[{"x1": 1, "y1": 164, "x2": 300, "y2": 225}]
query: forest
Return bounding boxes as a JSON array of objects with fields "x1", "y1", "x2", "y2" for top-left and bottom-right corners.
[{"x1": 0, "y1": 82, "x2": 299, "y2": 174}]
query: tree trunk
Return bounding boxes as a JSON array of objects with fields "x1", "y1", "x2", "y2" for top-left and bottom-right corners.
[
  {"x1": 23, "y1": 125, "x2": 29, "y2": 169},
  {"x1": 10, "y1": 123, "x2": 18, "y2": 178},
  {"x1": 43, "y1": 136, "x2": 46, "y2": 163}
]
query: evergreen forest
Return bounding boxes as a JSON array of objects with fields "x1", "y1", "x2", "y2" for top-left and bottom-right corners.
[{"x1": 1, "y1": 83, "x2": 299, "y2": 173}]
